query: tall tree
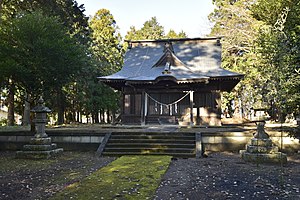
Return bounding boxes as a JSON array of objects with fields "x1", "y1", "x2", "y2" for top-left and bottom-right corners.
[
  {"x1": 209, "y1": 0, "x2": 264, "y2": 118},
  {"x1": 209, "y1": 0, "x2": 300, "y2": 120},
  {"x1": 0, "y1": 11, "x2": 87, "y2": 125},
  {"x1": 253, "y1": 0, "x2": 300, "y2": 119},
  {"x1": 81, "y1": 9, "x2": 123, "y2": 123},
  {"x1": 90, "y1": 9, "x2": 123, "y2": 76},
  {"x1": 0, "y1": 0, "x2": 89, "y2": 125}
]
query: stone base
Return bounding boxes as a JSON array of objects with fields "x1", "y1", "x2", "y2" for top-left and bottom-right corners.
[
  {"x1": 16, "y1": 148, "x2": 63, "y2": 159},
  {"x1": 30, "y1": 137, "x2": 52, "y2": 145},
  {"x1": 23, "y1": 143, "x2": 57, "y2": 151},
  {"x1": 240, "y1": 150, "x2": 287, "y2": 164},
  {"x1": 250, "y1": 138, "x2": 272, "y2": 146},
  {"x1": 16, "y1": 137, "x2": 63, "y2": 159},
  {"x1": 246, "y1": 144, "x2": 279, "y2": 154}
]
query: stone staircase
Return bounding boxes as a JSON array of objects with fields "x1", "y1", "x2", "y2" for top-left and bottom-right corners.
[{"x1": 101, "y1": 132, "x2": 196, "y2": 157}]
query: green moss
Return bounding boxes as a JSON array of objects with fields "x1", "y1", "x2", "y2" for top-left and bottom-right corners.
[
  {"x1": 0, "y1": 154, "x2": 55, "y2": 173},
  {"x1": 0, "y1": 152, "x2": 84, "y2": 173},
  {"x1": 51, "y1": 155, "x2": 171, "y2": 200}
]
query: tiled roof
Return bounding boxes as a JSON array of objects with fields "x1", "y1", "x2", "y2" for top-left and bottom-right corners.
[{"x1": 98, "y1": 37, "x2": 243, "y2": 84}]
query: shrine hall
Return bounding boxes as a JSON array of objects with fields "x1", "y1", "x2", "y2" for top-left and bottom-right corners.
[{"x1": 98, "y1": 37, "x2": 243, "y2": 126}]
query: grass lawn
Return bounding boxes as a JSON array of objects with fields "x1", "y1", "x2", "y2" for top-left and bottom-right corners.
[{"x1": 51, "y1": 155, "x2": 172, "y2": 200}]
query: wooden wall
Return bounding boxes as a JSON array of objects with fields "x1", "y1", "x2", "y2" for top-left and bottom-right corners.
[{"x1": 121, "y1": 91, "x2": 222, "y2": 126}]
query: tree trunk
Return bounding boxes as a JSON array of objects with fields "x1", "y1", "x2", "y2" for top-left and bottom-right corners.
[
  {"x1": 7, "y1": 79, "x2": 15, "y2": 126},
  {"x1": 95, "y1": 112, "x2": 99, "y2": 123},
  {"x1": 107, "y1": 110, "x2": 110, "y2": 124},
  {"x1": 57, "y1": 107, "x2": 64, "y2": 124},
  {"x1": 76, "y1": 111, "x2": 80, "y2": 122},
  {"x1": 112, "y1": 110, "x2": 116, "y2": 124},
  {"x1": 57, "y1": 90, "x2": 65, "y2": 125},
  {"x1": 72, "y1": 110, "x2": 76, "y2": 122},
  {"x1": 91, "y1": 113, "x2": 95, "y2": 124},
  {"x1": 30, "y1": 112, "x2": 35, "y2": 132},
  {"x1": 22, "y1": 93, "x2": 31, "y2": 126},
  {"x1": 100, "y1": 109, "x2": 104, "y2": 122}
]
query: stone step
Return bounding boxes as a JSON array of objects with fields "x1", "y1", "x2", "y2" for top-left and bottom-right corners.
[
  {"x1": 104, "y1": 147, "x2": 195, "y2": 153},
  {"x1": 101, "y1": 132, "x2": 196, "y2": 158},
  {"x1": 108, "y1": 138, "x2": 195, "y2": 144},
  {"x1": 110, "y1": 135, "x2": 194, "y2": 140},
  {"x1": 110, "y1": 132, "x2": 194, "y2": 136},
  {"x1": 102, "y1": 151, "x2": 195, "y2": 157},
  {"x1": 106, "y1": 143, "x2": 195, "y2": 148}
]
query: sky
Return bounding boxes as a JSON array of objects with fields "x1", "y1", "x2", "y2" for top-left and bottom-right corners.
[{"x1": 76, "y1": 0, "x2": 215, "y2": 38}]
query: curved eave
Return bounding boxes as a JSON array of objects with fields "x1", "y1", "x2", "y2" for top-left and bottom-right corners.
[
  {"x1": 209, "y1": 75, "x2": 244, "y2": 81},
  {"x1": 212, "y1": 75, "x2": 244, "y2": 92},
  {"x1": 99, "y1": 74, "x2": 244, "y2": 92},
  {"x1": 125, "y1": 76, "x2": 210, "y2": 85},
  {"x1": 99, "y1": 79, "x2": 125, "y2": 83}
]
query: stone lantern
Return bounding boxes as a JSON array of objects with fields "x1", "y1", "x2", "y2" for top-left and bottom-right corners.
[
  {"x1": 31, "y1": 97, "x2": 51, "y2": 138},
  {"x1": 240, "y1": 121, "x2": 287, "y2": 164},
  {"x1": 16, "y1": 97, "x2": 63, "y2": 159}
]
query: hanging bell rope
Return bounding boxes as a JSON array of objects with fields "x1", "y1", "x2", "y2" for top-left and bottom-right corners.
[{"x1": 145, "y1": 91, "x2": 191, "y2": 107}]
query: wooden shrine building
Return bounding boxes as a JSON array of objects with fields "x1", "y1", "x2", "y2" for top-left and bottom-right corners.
[{"x1": 98, "y1": 37, "x2": 243, "y2": 126}]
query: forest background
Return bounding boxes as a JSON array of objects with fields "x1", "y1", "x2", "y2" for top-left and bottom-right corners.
[{"x1": 0, "y1": 0, "x2": 299, "y2": 126}]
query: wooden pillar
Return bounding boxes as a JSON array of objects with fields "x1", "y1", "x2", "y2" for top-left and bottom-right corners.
[
  {"x1": 190, "y1": 91, "x2": 194, "y2": 126},
  {"x1": 214, "y1": 90, "x2": 222, "y2": 126},
  {"x1": 196, "y1": 107, "x2": 200, "y2": 125},
  {"x1": 141, "y1": 91, "x2": 146, "y2": 125},
  {"x1": 120, "y1": 93, "x2": 124, "y2": 123}
]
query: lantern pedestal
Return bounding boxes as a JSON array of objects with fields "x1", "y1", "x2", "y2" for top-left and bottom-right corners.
[
  {"x1": 240, "y1": 121, "x2": 287, "y2": 164},
  {"x1": 16, "y1": 97, "x2": 63, "y2": 159}
]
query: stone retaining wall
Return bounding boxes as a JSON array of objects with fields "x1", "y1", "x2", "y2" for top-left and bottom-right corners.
[
  {"x1": 0, "y1": 131, "x2": 105, "y2": 151},
  {"x1": 0, "y1": 129, "x2": 299, "y2": 153},
  {"x1": 202, "y1": 131, "x2": 299, "y2": 153}
]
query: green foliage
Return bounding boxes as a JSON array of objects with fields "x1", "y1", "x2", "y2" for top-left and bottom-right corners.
[
  {"x1": 125, "y1": 17, "x2": 187, "y2": 41},
  {"x1": 90, "y1": 9, "x2": 123, "y2": 76},
  {"x1": 165, "y1": 29, "x2": 188, "y2": 39},
  {"x1": 254, "y1": 1, "x2": 300, "y2": 117},
  {"x1": 209, "y1": 0, "x2": 264, "y2": 117},
  {"x1": 0, "y1": 0, "x2": 89, "y2": 44},
  {"x1": 0, "y1": 0, "x2": 90, "y2": 125},
  {"x1": 72, "y1": 9, "x2": 123, "y2": 121},
  {"x1": 0, "y1": 118, "x2": 7, "y2": 126},
  {"x1": 209, "y1": 0, "x2": 300, "y2": 120},
  {"x1": 0, "y1": 11, "x2": 87, "y2": 124},
  {"x1": 51, "y1": 156, "x2": 171, "y2": 200},
  {"x1": 125, "y1": 17, "x2": 164, "y2": 40},
  {"x1": 251, "y1": 0, "x2": 290, "y2": 26}
]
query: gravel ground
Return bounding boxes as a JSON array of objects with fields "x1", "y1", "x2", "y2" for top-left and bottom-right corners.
[
  {"x1": 154, "y1": 152, "x2": 300, "y2": 200},
  {"x1": 0, "y1": 152, "x2": 115, "y2": 200},
  {"x1": 0, "y1": 151, "x2": 299, "y2": 200}
]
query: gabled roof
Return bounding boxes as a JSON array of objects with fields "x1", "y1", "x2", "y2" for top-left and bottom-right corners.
[{"x1": 98, "y1": 37, "x2": 243, "y2": 90}]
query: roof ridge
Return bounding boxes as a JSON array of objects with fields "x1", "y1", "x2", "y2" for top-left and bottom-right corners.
[
  {"x1": 125, "y1": 37, "x2": 222, "y2": 43},
  {"x1": 152, "y1": 43, "x2": 193, "y2": 73}
]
